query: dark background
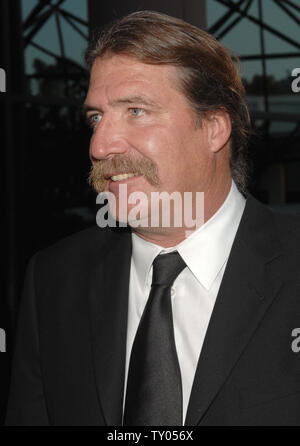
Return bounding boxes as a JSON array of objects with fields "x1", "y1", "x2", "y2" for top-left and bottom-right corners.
[{"x1": 0, "y1": 0, "x2": 299, "y2": 425}]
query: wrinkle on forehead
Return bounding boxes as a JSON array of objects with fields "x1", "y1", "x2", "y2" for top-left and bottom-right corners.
[{"x1": 87, "y1": 54, "x2": 183, "y2": 107}]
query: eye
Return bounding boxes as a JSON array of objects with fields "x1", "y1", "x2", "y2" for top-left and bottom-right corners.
[
  {"x1": 87, "y1": 113, "x2": 102, "y2": 128},
  {"x1": 130, "y1": 108, "x2": 144, "y2": 117}
]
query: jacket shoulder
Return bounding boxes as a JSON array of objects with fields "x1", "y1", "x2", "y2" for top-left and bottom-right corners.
[
  {"x1": 272, "y1": 210, "x2": 300, "y2": 239},
  {"x1": 33, "y1": 225, "x2": 131, "y2": 277},
  {"x1": 246, "y1": 195, "x2": 300, "y2": 243}
]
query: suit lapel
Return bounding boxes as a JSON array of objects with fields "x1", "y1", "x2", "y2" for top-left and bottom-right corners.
[
  {"x1": 185, "y1": 196, "x2": 284, "y2": 426},
  {"x1": 88, "y1": 227, "x2": 132, "y2": 426}
]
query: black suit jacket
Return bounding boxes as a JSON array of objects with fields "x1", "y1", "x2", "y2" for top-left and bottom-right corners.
[{"x1": 5, "y1": 195, "x2": 300, "y2": 425}]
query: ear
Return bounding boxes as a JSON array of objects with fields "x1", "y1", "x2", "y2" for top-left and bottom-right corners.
[{"x1": 205, "y1": 110, "x2": 231, "y2": 154}]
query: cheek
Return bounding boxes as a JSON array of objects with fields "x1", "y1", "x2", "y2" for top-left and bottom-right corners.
[
  {"x1": 130, "y1": 124, "x2": 183, "y2": 164},
  {"x1": 128, "y1": 122, "x2": 205, "y2": 190}
]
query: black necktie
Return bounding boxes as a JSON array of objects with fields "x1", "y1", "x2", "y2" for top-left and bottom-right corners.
[{"x1": 123, "y1": 251, "x2": 187, "y2": 426}]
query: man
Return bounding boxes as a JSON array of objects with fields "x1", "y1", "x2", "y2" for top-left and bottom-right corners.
[{"x1": 6, "y1": 11, "x2": 300, "y2": 426}]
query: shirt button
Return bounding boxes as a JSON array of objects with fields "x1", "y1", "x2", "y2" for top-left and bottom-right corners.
[{"x1": 171, "y1": 287, "x2": 175, "y2": 296}]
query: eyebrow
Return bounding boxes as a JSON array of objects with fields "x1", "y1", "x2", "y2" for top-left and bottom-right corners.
[
  {"x1": 82, "y1": 103, "x2": 100, "y2": 115},
  {"x1": 83, "y1": 95, "x2": 160, "y2": 115},
  {"x1": 112, "y1": 95, "x2": 158, "y2": 107}
]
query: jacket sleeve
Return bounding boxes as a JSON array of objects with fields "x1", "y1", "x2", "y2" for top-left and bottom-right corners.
[{"x1": 5, "y1": 253, "x2": 50, "y2": 426}]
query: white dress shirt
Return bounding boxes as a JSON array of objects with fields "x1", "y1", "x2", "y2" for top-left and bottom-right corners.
[{"x1": 124, "y1": 180, "x2": 246, "y2": 423}]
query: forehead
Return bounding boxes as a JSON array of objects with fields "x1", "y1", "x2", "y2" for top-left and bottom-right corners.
[{"x1": 87, "y1": 54, "x2": 183, "y2": 103}]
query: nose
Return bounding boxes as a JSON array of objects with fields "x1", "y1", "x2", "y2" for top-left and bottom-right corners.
[{"x1": 89, "y1": 113, "x2": 129, "y2": 162}]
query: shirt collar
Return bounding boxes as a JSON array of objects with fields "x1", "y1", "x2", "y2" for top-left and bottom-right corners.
[{"x1": 131, "y1": 180, "x2": 246, "y2": 291}]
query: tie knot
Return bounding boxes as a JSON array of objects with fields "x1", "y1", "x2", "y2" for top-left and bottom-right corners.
[{"x1": 152, "y1": 251, "x2": 186, "y2": 287}]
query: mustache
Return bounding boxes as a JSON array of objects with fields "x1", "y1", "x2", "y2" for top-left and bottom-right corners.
[{"x1": 88, "y1": 154, "x2": 160, "y2": 193}]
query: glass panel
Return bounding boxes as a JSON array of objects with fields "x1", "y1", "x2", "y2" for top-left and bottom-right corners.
[
  {"x1": 263, "y1": 1, "x2": 300, "y2": 53},
  {"x1": 221, "y1": 18, "x2": 261, "y2": 57},
  {"x1": 207, "y1": 0, "x2": 259, "y2": 26},
  {"x1": 24, "y1": 46, "x2": 56, "y2": 76},
  {"x1": 62, "y1": 0, "x2": 88, "y2": 22},
  {"x1": 246, "y1": 0, "x2": 259, "y2": 19},
  {"x1": 63, "y1": 18, "x2": 88, "y2": 37},
  {"x1": 31, "y1": 15, "x2": 60, "y2": 57},
  {"x1": 22, "y1": 0, "x2": 89, "y2": 97},
  {"x1": 264, "y1": 29, "x2": 299, "y2": 55},
  {"x1": 21, "y1": 0, "x2": 40, "y2": 21},
  {"x1": 218, "y1": 1, "x2": 261, "y2": 56},
  {"x1": 206, "y1": 0, "x2": 230, "y2": 28},
  {"x1": 60, "y1": 16, "x2": 88, "y2": 65},
  {"x1": 241, "y1": 59, "x2": 263, "y2": 85}
]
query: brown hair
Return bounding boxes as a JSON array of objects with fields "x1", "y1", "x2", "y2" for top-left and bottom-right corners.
[{"x1": 85, "y1": 10, "x2": 251, "y2": 193}]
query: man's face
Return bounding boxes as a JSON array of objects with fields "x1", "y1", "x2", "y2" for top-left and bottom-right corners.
[{"x1": 84, "y1": 54, "x2": 217, "y2": 225}]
